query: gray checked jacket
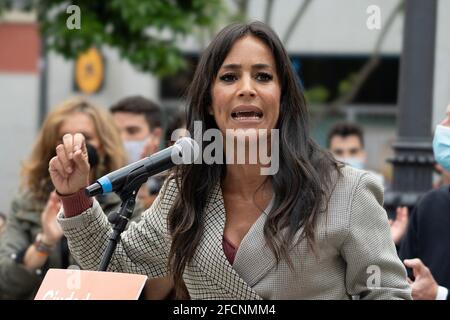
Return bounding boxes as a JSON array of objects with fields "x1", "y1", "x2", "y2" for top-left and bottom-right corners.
[{"x1": 57, "y1": 166, "x2": 412, "y2": 300}]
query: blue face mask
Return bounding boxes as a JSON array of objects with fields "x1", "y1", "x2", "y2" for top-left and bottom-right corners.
[
  {"x1": 433, "y1": 124, "x2": 450, "y2": 173},
  {"x1": 337, "y1": 157, "x2": 365, "y2": 170}
]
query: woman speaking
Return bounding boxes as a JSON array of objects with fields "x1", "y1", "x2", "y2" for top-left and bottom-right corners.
[{"x1": 49, "y1": 21, "x2": 411, "y2": 300}]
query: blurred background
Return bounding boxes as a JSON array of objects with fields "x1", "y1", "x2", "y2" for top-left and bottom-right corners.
[{"x1": 0, "y1": 0, "x2": 449, "y2": 214}]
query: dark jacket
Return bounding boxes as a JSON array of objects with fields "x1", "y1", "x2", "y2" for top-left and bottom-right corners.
[
  {"x1": 399, "y1": 185, "x2": 450, "y2": 297},
  {"x1": 0, "y1": 190, "x2": 143, "y2": 299}
]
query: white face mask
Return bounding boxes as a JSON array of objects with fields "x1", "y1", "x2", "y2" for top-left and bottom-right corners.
[
  {"x1": 336, "y1": 157, "x2": 365, "y2": 170},
  {"x1": 123, "y1": 139, "x2": 147, "y2": 164}
]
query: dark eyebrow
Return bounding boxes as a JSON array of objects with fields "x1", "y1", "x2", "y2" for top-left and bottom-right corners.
[
  {"x1": 221, "y1": 64, "x2": 241, "y2": 70},
  {"x1": 124, "y1": 125, "x2": 141, "y2": 130},
  {"x1": 221, "y1": 63, "x2": 272, "y2": 70},
  {"x1": 253, "y1": 63, "x2": 271, "y2": 69}
]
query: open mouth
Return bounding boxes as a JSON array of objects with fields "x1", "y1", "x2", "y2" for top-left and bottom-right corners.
[
  {"x1": 231, "y1": 110, "x2": 263, "y2": 120},
  {"x1": 230, "y1": 105, "x2": 263, "y2": 121}
]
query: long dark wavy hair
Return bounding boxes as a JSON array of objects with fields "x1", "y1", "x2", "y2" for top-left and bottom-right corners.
[{"x1": 167, "y1": 21, "x2": 341, "y2": 298}]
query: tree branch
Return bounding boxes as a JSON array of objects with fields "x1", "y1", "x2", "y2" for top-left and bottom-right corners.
[
  {"x1": 233, "y1": 0, "x2": 249, "y2": 17},
  {"x1": 264, "y1": 0, "x2": 274, "y2": 25},
  {"x1": 313, "y1": 0, "x2": 404, "y2": 121},
  {"x1": 282, "y1": 0, "x2": 313, "y2": 46}
]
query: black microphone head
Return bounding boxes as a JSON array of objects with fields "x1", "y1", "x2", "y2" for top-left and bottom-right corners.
[{"x1": 85, "y1": 182, "x2": 102, "y2": 197}]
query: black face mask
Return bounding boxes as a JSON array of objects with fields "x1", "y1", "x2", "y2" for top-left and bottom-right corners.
[{"x1": 86, "y1": 142, "x2": 99, "y2": 168}]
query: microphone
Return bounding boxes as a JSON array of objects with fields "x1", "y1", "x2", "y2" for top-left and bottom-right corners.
[{"x1": 85, "y1": 137, "x2": 199, "y2": 197}]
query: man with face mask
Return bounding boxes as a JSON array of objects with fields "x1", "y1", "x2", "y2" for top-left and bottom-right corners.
[
  {"x1": 110, "y1": 96, "x2": 162, "y2": 163},
  {"x1": 110, "y1": 96, "x2": 177, "y2": 300},
  {"x1": 399, "y1": 104, "x2": 450, "y2": 300},
  {"x1": 327, "y1": 122, "x2": 366, "y2": 169},
  {"x1": 327, "y1": 122, "x2": 410, "y2": 246},
  {"x1": 327, "y1": 122, "x2": 385, "y2": 184},
  {"x1": 110, "y1": 96, "x2": 164, "y2": 200}
]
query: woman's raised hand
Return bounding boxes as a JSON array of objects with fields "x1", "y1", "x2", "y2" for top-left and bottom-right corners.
[{"x1": 49, "y1": 133, "x2": 90, "y2": 195}]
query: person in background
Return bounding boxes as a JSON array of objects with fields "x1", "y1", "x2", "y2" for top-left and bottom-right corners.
[
  {"x1": 327, "y1": 122, "x2": 408, "y2": 246},
  {"x1": 327, "y1": 122, "x2": 387, "y2": 186},
  {"x1": 399, "y1": 104, "x2": 450, "y2": 300},
  {"x1": 0, "y1": 213, "x2": 7, "y2": 235},
  {"x1": 110, "y1": 96, "x2": 163, "y2": 207},
  {"x1": 0, "y1": 98, "x2": 132, "y2": 299},
  {"x1": 327, "y1": 122, "x2": 368, "y2": 171},
  {"x1": 110, "y1": 97, "x2": 183, "y2": 300},
  {"x1": 110, "y1": 95, "x2": 162, "y2": 163}
]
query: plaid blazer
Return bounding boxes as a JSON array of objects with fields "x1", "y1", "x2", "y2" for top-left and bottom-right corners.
[{"x1": 58, "y1": 166, "x2": 411, "y2": 300}]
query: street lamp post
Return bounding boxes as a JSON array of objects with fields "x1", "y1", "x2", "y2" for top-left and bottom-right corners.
[{"x1": 384, "y1": 0, "x2": 437, "y2": 216}]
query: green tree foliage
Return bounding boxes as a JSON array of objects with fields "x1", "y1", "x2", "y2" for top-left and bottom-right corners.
[{"x1": 1, "y1": 0, "x2": 223, "y2": 76}]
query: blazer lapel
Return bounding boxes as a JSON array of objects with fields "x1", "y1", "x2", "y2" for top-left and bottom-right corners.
[
  {"x1": 232, "y1": 201, "x2": 278, "y2": 288},
  {"x1": 192, "y1": 183, "x2": 262, "y2": 300}
]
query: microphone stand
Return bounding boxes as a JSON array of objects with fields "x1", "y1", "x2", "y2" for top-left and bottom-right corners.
[{"x1": 98, "y1": 174, "x2": 148, "y2": 272}]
